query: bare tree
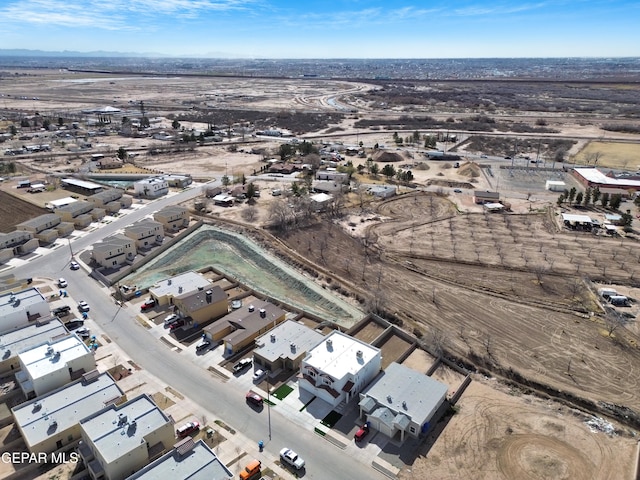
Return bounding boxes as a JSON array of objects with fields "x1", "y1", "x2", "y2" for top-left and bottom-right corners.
[
  {"x1": 241, "y1": 206, "x2": 259, "y2": 223},
  {"x1": 425, "y1": 327, "x2": 449, "y2": 358}
]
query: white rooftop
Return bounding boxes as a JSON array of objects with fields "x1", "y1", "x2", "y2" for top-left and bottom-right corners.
[
  {"x1": 574, "y1": 168, "x2": 640, "y2": 187},
  {"x1": 303, "y1": 330, "x2": 380, "y2": 379},
  {"x1": 0, "y1": 319, "x2": 67, "y2": 360},
  {"x1": 125, "y1": 439, "x2": 232, "y2": 480},
  {"x1": 12, "y1": 372, "x2": 123, "y2": 448},
  {"x1": 0, "y1": 288, "x2": 46, "y2": 326},
  {"x1": 562, "y1": 213, "x2": 593, "y2": 223},
  {"x1": 149, "y1": 272, "x2": 211, "y2": 299},
  {"x1": 18, "y1": 335, "x2": 92, "y2": 382},
  {"x1": 310, "y1": 193, "x2": 333, "y2": 203},
  {"x1": 61, "y1": 178, "x2": 103, "y2": 189},
  {"x1": 254, "y1": 320, "x2": 324, "y2": 363},
  {"x1": 80, "y1": 394, "x2": 171, "y2": 463}
]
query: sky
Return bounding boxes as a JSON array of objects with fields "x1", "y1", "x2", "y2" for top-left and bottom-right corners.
[{"x1": 0, "y1": 0, "x2": 638, "y2": 58}]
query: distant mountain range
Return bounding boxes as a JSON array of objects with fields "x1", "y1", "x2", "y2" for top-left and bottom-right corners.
[{"x1": 0, "y1": 49, "x2": 167, "y2": 58}]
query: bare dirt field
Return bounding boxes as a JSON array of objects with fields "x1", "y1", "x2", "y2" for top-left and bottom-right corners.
[
  {"x1": 403, "y1": 379, "x2": 638, "y2": 480},
  {"x1": 0, "y1": 189, "x2": 49, "y2": 232}
]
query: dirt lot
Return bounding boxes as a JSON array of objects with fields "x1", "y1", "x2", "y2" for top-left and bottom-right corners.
[
  {"x1": 403, "y1": 378, "x2": 638, "y2": 480},
  {"x1": 0, "y1": 189, "x2": 48, "y2": 232}
]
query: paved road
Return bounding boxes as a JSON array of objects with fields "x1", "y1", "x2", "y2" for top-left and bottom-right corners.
[{"x1": 11, "y1": 184, "x2": 387, "y2": 480}]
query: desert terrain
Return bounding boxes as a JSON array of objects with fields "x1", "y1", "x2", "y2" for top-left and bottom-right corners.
[{"x1": 2, "y1": 67, "x2": 640, "y2": 478}]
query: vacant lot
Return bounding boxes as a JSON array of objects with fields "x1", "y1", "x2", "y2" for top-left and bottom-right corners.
[
  {"x1": 573, "y1": 141, "x2": 640, "y2": 170},
  {"x1": 0, "y1": 189, "x2": 48, "y2": 233},
  {"x1": 402, "y1": 379, "x2": 637, "y2": 480}
]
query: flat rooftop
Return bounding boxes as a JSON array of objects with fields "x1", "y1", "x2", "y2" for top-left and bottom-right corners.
[
  {"x1": 362, "y1": 362, "x2": 448, "y2": 424},
  {"x1": 12, "y1": 372, "x2": 123, "y2": 448},
  {"x1": 574, "y1": 167, "x2": 640, "y2": 187},
  {"x1": 0, "y1": 318, "x2": 67, "y2": 361},
  {"x1": 254, "y1": 320, "x2": 324, "y2": 363},
  {"x1": 1, "y1": 287, "x2": 46, "y2": 317},
  {"x1": 125, "y1": 439, "x2": 232, "y2": 480},
  {"x1": 149, "y1": 272, "x2": 211, "y2": 299},
  {"x1": 19, "y1": 335, "x2": 92, "y2": 381},
  {"x1": 80, "y1": 394, "x2": 171, "y2": 464},
  {"x1": 304, "y1": 330, "x2": 380, "y2": 378}
]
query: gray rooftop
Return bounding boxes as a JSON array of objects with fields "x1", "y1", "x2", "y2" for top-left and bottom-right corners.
[
  {"x1": 254, "y1": 320, "x2": 324, "y2": 363},
  {"x1": 88, "y1": 189, "x2": 123, "y2": 202},
  {"x1": 80, "y1": 394, "x2": 171, "y2": 463},
  {"x1": 93, "y1": 234, "x2": 133, "y2": 252},
  {"x1": 125, "y1": 219, "x2": 163, "y2": 234},
  {"x1": 125, "y1": 439, "x2": 232, "y2": 480},
  {"x1": 361, "y1": 362, "x2": 448, "y2": 425},
  {"x1": 149, "y1": 272, "x2": 211, "y2": 299},
  {"x1": 15, "y1": 214, "x2": 61, "y2": 229},
  {"x1": 0, "y1": 318, "x2": 67, "y2": 360},
  {"x1": 175, "y1": 286, "x2": 226, "y2": 315},
  {"x1": 12, "y1": 372, "x2": 123, "y2": 448}
]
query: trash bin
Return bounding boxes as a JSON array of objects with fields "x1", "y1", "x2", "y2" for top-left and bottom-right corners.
[{"x1": 134, "y1": 290, "x2": 143, "y2": 297}]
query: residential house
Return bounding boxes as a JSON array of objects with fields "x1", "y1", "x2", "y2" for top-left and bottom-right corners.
[
  {"x1": 15, "y1": 334, "x2": 97, "y2": 399},
  {"x1": 0, "y1": 287, "x2": 50, "y2": 334},
  {"x1": 125, "y1": 439, "x2": 232, "y2": 480},
  {"x1": 15, "y1": 214, "x2": 62, "y2": 240},
  {"x1": 0, "y1": 318, "x2": 67, "y2": 374},
  {"x1": 253, "y1": 320, "x2": 324, "y2": 373},
  {"x1": 358, "y1": 362, "x2": 448, "y2": 443},
  {"x1": 78, "y1": 394, "x2": 175, "y2": 480},
  {"x1": 91, "y1": 235, "x2": 136, "y2": 269},
  {"x1": 316, "y1": 170, "x2": 349, "y2": 182},
  {"x1": 0, "y1": 230, "x2": 39, "y2": 261},
  {"x1": 299, "y1": 330, "x2": 381, "y2": 407},
  {"x1": 148, "y1": 272, "x2": 211, "y2": 307},
  {"x1": 203, "y1": 301, "x2": 286, "y2": 356},
  {"x1": 172, "y1": 286, "x2": 227, "y2": 325},
  {"x1": 473, "y1": 191, "x2": 500, "y2": 204},
  {"x1": 124, "y1": 220, "x2": 164, "y2": 250},
  {"x1": 55, "y1": 201, "x2": 96, "y2": 228},
  {"x1": 134, "y1": 178, "x2": 169, "y2": 198},
  {"x1": 368, "y1": 185, "x2": 396, "y2": 199},
  {"x1": 12, "y1": 371, "x2": 124, "y2": 454},
  {"x1": 153, "y1": 205, "x2": 189, "y2": 231}
]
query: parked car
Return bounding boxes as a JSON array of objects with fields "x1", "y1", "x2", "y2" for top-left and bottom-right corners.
[
  {"x1": 239, "y1": 459, "x2": 261, "y2": 480},
  {"x1": 195, "y1": 339, "x2": 211, "y2": 352},
  {"x1": 245, "y1": 391, "x2": 263, "y2": 407},
  {"x1": 57, "y1": 278, "x2": 68, "y2": 288},
  {"x1": 233, "y1": 358, "x2": 252, "y2": 373},
  {"x1": 279, "y1": 448, "x2": 305, "y2": 470},
  {"x1": 354, "y1": 422, "x2": 370, "y2": 442},
  {"x1": 252, "y1": 369, "x2": 267, "y2": 383},
  {"x1": 52, "y1": 305, "x2": 71, "y2": 317},
  {"x1": 140, "y1": 298, "x2": 156, "y2": 311},
  {"x1": 69, "y1": 261, "x2": 80, "y2": 270},
  {"x1": 75, "y1": 327, "x2": 91, "y2": 339},
  {"x1": 65, "y1": 319, "x2": 84, "y2": 331},
  {"x1": 164, "y1": 313, "x2": 179, "y2": 327},
  {"x1": 77, "y1": 301, "x2": 90, "y2": 312},
  {"x1": 453, "y1": 189, "x2": 462, "y2": 193},
  {"x1": 175, "y1": 421, "x2": 200, "y2": 438},
  {"x1": 169, "y1": 318, "x2": 186, "y2": 331}
]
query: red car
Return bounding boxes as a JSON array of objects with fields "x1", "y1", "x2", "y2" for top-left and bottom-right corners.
[
  {"x1": 140, "y1": 298, "x2": 156, "y2": 311},
  {"x1": 354, "y1": 423, "x2": 370, "y2": 442},
  {"x1": 176, "y1": 421, "x2": 200, "y2": 438},
  {"x1": 169, "y1": 318, "x2": 186, "y2": 331},
  {"x1": 245, "y1": 391, "x2": 263, "y2": 407}
]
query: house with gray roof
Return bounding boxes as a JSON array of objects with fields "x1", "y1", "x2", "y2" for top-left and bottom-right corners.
[
  {"x1": 12, "y1": 371, "x2": 124, "y2": 454},
  {"x1": 358, "y1": 362, "x2": 448, "y2": 443},
  {"x1": 148, "y1": 272, "x2": 211, "y2": 307},
  {"x1": 124, "y1": 220, "x2": 164, "y2": 250},
  {"x1": 125, "y1": 439, "x2": 232, "y2": 480},
  {"x1": 253, "y1": 320, "x2": 324, "y2": 373},
  {"x1": 153, "y1": 205, "x2": 189, "y2": 231},
  {"x1": 91, "y1": 235, "x2": 136, "y2": 269},
  {"x1": 78, "y1": 394, "x2": 174, "y2": 480}
]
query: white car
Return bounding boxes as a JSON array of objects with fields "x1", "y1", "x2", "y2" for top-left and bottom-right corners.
[
  {"x1": 70, "y1": 261, "x2": 80, "y2": 270},
  {"x1": 252, "y1": 369, "x2": 267, "y2": 382},
  {"x1": 78, "y1": 301, "x2": 90, "y2": 312},
  {"x1": 58, "y1": 278, "x2": 68, "y2": 288},
  {"x1": 279, "y1": 448, "x2": 305, "y2": 470},
  {"x1": 164, "y1": 313, "x2": 179, "y2": 327}
]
